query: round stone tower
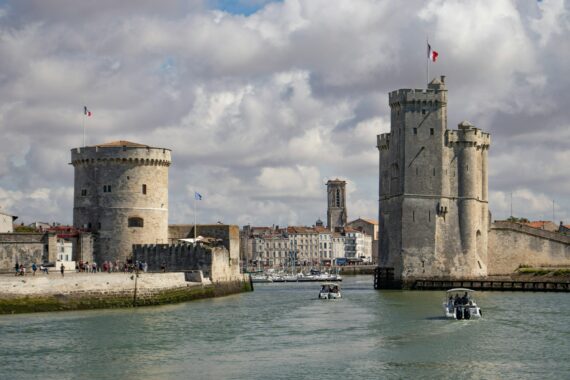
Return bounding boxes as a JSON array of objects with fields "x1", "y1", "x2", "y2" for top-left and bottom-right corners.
[{"x1": 71, "y1": 141, "x2": 171, "y2": 264}]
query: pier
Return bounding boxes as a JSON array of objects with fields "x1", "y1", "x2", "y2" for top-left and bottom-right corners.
[
  {"x1": 412, "y1": 279, "x2": 570, "y2": 292},
  {"x1": 374, "y1": 267, "x2": 570, "y2": 292}
]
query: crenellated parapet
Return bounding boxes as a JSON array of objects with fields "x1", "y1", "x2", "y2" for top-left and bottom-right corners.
[
  {"x1": 71, "y1": 143, "x2": 171, "y2": 167},
  {"x1": 388, "y1": 76, "x2": 448, "y2": 111}
]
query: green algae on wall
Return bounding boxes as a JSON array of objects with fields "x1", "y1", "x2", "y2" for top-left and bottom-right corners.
[{"x1": 0, "y1": 280, "x2": 253, "y2": 315}]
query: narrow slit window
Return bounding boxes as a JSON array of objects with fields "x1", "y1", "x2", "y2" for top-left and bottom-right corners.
[
  {"x1": 142, "y1": 184, "x2": 147, "y2": 194},
  {"x1": 430, "y1": 128, "x2": 435, "y2": 135}
]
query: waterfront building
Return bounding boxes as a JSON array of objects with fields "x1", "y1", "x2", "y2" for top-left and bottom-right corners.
[
  {"x1": 347, "y1": 218, "x2": 379, "y2": 263},
  {"x1": 287, "y1": 226, "x2": 319, "y2": 266},
  {"x1": 331, "y1": 232, "x2": 346, "y2": 263},
  {"x1": 315, "y1": 226, "x2": 333, "y2": 264},
  {"x1": 56, "y1": 238, "x2": 73, "y2": 262},
  {"x1": 0, "y1": 210, "x2": 17, "y2": 233},
  {"x1": 71, "y1": 141, "x2": 171, "y2": 264}
]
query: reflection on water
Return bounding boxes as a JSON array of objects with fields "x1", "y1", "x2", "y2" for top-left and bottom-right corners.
[{"x1": 1, "y1": 276, "x2": 569, "y2": 380}]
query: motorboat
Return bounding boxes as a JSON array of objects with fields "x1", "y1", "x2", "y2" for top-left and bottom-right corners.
[
  {"x1": 318, "y1": 282, "x2": 341, "y2": 299},
  {"x1": 250, "y1": 273, "x2": 273, "y2": 283},
  {"x1": 443, "y1": 288, "x2": 482, "y2": 320}
]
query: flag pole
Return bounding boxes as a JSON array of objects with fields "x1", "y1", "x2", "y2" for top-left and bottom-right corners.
[
  {"x1": 194, "y1": 194, "x2": 197, "y2": 241},
  {"x1": 82, "y1": 112, "x2": 86, "y2": 147},
  {"x1": 426, "y1": 36, "x2": 429, "y2": 87}
]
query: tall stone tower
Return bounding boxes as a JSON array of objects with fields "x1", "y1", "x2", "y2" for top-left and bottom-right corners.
[
  {"x1": 326, "y1": 179, "x2": 347, "y2": 231},
  {"x1": 377, "y1": 77, "x2": 490, "y2": 287},
  {"x1": 71, "y1": 141, "x2": 171, "y2": 264}
]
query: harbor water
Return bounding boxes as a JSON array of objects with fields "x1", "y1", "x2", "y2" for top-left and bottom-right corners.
[{"x1": 1, "y1": 275, "x2": 569, "y2": 379}]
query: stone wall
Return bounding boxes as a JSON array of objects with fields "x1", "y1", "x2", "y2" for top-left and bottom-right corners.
[
  {"x1": 0, "y1": 233, "x2": 57, "y2": 272},
  {"x1": 168, "y1": 224, "x2": 240, "y2": 266},
  {"x1": 133, "y1": 242, "x2": 242, "y2": 282},
  {"x1": 0, "y1": 272, "x2": 252, "y2": 314},
  {"x1": 488, "y1": 221, "x2": 570, "y2": 275}
]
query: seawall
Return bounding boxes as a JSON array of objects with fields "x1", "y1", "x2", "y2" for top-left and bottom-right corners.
[{"x1": 0, "y1": 272, "x2": 252, "y2": 315}]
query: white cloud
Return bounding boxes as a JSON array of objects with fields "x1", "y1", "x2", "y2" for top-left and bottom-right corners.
[{"x1": 0, "y1": 0, "x2": 568, "y2": 227}]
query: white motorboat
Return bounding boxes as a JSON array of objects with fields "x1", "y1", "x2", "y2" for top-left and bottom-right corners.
[
  {"x1": 250, "y1": 273, "x2": 273, "y2": 283},
  {"x1": 443, "y1": 288, "x2": 482, "y2": 320},
  {"x1": 318, "y1": 282, "x2": 341, "y2": 299}
]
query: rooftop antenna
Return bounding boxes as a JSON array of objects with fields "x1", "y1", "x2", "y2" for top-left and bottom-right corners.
[{"x1": 510, "y1": 192, "x2": 513, "y2": 218}]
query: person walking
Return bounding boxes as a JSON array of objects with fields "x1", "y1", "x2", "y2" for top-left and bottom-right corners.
[
  {"x1": 60, "y1": 263, "x2": 65, "y2": 277},
  {"x1": 32, "y1": 263, "x2": 37, "y2": 276}
]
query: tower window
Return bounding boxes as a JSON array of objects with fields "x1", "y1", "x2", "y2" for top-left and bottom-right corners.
[
  {"x1": 128, "y1": 217, "x2": 144, "y2": 228},
  {"x1": 430, "y1": 128, "x2": 435, "y2": 135},
  {"x1": 413, "y1": 128, "x2": 417, "y2": 135},
  {"x1": 433, "y1": 168, "x2": 436, "y2": 176},
  {"x1": 81, "y1": 189, "x2": 88, "y2": 196},
  {"x1": 142, "y1": 184, "x2": 147, "y2": 194},
  {"x1": 103, "y1": 185, "x2": 112, "y2": 193},
  {"x1": 428, "y1": 211, "x2": 431, "y2": 222},
  {"x1": 422, "y1": 109, "x2": 426, "y2": 115},
  {"x1": 335, "y1": 189, "x2": 341, "y2": 207}
]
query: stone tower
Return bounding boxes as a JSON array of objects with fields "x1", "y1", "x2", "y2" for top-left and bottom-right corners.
[
  {"x1": 326, "y1": 179, "x2": 347, "y2": 231},
  {"x1": 377, "y1": 77, "x2": 490, "y2": 287},
  {"x1": 71, "y1": 141, "x2": 171, "y2": 264}
]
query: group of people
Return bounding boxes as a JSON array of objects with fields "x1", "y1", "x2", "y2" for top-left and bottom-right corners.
[
  {"x1": 13, "y1": 259, "x2": 151, "y2": 276},
  {"x1": 76, "y1": 260, "x2": 148, "y2": 273},
  {"x1": 448, "y1": 292, "x2": 472, "y2": 307},
  {"x1": 14, "y1": 262, "x2": 49, "y2": 276}
]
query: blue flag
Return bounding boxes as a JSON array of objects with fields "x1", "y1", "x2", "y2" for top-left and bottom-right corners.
[{"x1": 194, "y1": 192, "x2": 202, "y2": 200}]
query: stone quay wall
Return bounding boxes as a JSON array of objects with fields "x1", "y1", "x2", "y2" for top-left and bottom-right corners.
[
  {"x1": 0, "y1": 272, "x2": 252, "y2": 314},
  {"x1": 0, "y1": 233, "x2": 57, "y2": 272},
  {"x1": 488, "y1": 221, "x2": 570, "y2": 275}
]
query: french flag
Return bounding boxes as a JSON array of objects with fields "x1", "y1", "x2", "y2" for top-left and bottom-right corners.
[
  {"x1": 84, "y1": 106, "x2": 92, "y2": 117},
  {"x1": 427, "y1": 43, "x2": 439, "y2": 62}
]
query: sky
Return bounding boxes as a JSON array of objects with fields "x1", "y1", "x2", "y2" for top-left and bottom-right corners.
[{"x1": 0, "y1": 0, "x2": 568, "y2": 228}]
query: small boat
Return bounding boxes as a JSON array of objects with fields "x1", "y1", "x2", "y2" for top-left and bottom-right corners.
[
  {"x1": 250, "y1": 273, "x2": 273, "y2": 283},
  {"x1": 318, "y1": 282, "x2": 341, "y2": 299},
  {"x1": 443, "y1": 288, "x2": 482, "y2": 320}
]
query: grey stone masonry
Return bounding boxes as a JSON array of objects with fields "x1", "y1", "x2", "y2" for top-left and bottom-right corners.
[
  {"x1": 377, "y1": 77, "x2": 491, "y2": 284},
  {"x1": 71, "y1": 141, "x2": 171, "y2": 264},
  {"x1": 326, "y1": 179, "x2": 347, "y2": 231}
]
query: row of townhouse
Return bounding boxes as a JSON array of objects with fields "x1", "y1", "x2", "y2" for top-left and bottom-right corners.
[{"x1": 241, "y1": 224, "x2": 373, "y2": 267}]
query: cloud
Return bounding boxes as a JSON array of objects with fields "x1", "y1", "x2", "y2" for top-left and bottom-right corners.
[{"x1": 0, "y1": 0, "x2": 568, "y2": 227}]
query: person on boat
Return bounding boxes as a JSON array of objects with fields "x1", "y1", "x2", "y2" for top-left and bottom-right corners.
[
  {"x1": 454, "y1": 294, "x2": 459, "y2": 306},
  {"x1": 461, "y1": 292, "x2": 469, "y2": 305}
]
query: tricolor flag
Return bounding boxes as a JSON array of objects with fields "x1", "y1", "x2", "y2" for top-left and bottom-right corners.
[
  {"x1": 84, "y1": 106, "x2": 92, "y2": 117},
  {"x1": 427, "y1": 43, "x2": 439, "y2": 62},
  {"x1": 194, "y1": 192, "x2": 203, "y2": 200}
]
